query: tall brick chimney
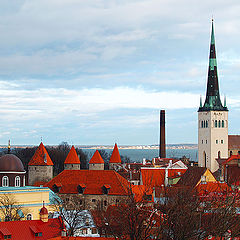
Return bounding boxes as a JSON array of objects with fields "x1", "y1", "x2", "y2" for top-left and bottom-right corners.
[{"x1": 159, "y1": 110, "x2": 166, "y2": 158}]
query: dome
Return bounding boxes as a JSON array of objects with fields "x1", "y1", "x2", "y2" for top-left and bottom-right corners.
[
  {"x1": 0, "y1": 154, "x2": 25, "y2": 172},
  {"x1": 40, "y1": 206, "x2": 48, "y2": 215}
]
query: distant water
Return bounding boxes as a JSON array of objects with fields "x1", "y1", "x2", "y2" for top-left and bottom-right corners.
[{"x1": 82, "y1": 148, "x2": 198, "y2": 163}]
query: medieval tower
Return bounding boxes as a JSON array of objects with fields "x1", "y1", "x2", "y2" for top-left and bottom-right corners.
[{"x1": 198, "y1": 20, "x2": 228, "y2": 173}]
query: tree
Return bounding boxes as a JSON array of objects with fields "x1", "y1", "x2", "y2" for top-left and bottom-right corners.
[
  {"x1": 0, "y1": 194, "x2": 28, "y2": 221},
  {"x1": 93, "y1": 186, "x2": 159, "y2": 240},
  {"x1": 52, "y1": 195, "x2": 90, "y2": 236}
]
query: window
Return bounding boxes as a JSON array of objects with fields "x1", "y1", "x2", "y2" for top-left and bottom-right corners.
[
  {"x1": 215, "y1": 120, "x2": 217, "y2": 127},
  {"x1": 4, "y1": 235, "x2": 11, "y2": 239},
  {"x1": 216, "y1": 140, "x2": 218, "y2": 144},
  {"x1": 218, "y1": 120, "x2": 221, "y2": 128},
  {"x1": 2, "y1": 176, "x2": 9, "y2": 187},
  {"x1": 35, "y1": 233, "x2": 42, "y2": 237},
  {"x1": 221, "y1": 140, "x2": 224, "y2": 144},
  {"x1": 201, "y1": 121, "x2": 203, "y2": 128},
  {"x1": 230, "y1": 151, "x2": 233, "y2": 156},
  {"x1": 15, "y1": 176, "x2": 20, "y2": 187},
  {"x1": 116, "y1": 199, "x2": 119, "y2": 204},
  {"x1": 27, "y1": 214, "x2": 32, "y2": 220},
  {"x1": 238, "y1": 151, "x2": 240, "y2": 155},
  {"x1": 203, "y1": 121, "x2": 205, "y2": 128},
  {"x1": 92, "y1": 199, "x2": 96, "y2": 202},
  {"x1": 222, "y1": 120, "x2": 224, "y2": 128},
  {"x1": 206, "y1": 121, "x2": 208, "y2": 128},
  {"x1": 202, "y1": 140, "x2": 203, "y2": 144},
  {"x1": 79, "y1": 200, "x2": 82, "y2": 205},
  {"x1": 206, "y1": 140, "x2": 207, "y2": 144},
  {"x1": 104, "y1": 200, "x2": 107, "y2": 206}
]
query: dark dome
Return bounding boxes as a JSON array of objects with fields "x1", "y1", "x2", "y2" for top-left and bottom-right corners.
[{"x1": 0, "y1": 154, "x2": 25, "y2": 172}]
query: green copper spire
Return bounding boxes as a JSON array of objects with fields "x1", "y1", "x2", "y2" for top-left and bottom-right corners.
[{"x1": 198, "y1": 20, "x2": 228, "y2": 112}]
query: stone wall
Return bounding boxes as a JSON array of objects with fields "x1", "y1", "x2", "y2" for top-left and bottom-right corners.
[{"x1": 28, "y1": 165, "x2": 53, "y2": 185}]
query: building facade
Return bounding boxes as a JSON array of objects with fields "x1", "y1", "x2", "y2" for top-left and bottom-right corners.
[{"x1": 198, "y1": 21, "x2": 228, "y2": 173}]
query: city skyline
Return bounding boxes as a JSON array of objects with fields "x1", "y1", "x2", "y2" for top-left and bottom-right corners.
[{"x1": 0, "y1": 1, "x2": 240, "y2": 145}]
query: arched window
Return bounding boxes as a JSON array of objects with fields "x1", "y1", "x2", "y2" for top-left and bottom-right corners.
[
  {"x1": 15, "y1": 176, "x2": 20, "y2": 187},
  {"x1": 215, "y1": 120, "x2": 217, "y2": 128},
  {"x1": 206, "y1": 121, "x2": 208, "y2": 128},
  {"x1": 222, "y1": 120, "x2": 224, "y2": 128},
  {"x1": 203, "y1": 151, "x2": 207, "y2": 167},
  {"x1": 27, "y1": 214, "x2": 32, "y2": 220},
  {"x1": 218, "y1": 151, "x2": 221, "y2": 159},
  {"x1": 218, "y1": 120, "x2": 221, "y2": 128},
  {"x1": 2, "y1": 176, "x2": 9, "y2": 187},
  {"x1": 203, "y1": 121, "x2": 205, "y2": 128},
  {"x1": 201, "y1": 121, "x2": 203, "y2": 128}
]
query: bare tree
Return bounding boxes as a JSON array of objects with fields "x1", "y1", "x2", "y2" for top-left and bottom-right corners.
[
  {"x1": 52, "y1": 195, "x2": 91, "y2": 237},
  {"x1": 0, "y1": 194, "x2": 28, "y2": 221}
]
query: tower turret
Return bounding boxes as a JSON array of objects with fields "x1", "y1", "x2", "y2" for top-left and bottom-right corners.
[{"x1": 198, "y1": 20, "x2": 228, "y2": 173}]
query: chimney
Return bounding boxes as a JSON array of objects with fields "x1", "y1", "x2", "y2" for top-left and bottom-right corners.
[{"x1": 159, "y1": 110, "x2": 166, "y2": 158}]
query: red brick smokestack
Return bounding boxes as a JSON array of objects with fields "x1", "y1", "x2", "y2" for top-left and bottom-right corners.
[{"x1": 159, "y1": 110, "x2": 166, "y2": 158}]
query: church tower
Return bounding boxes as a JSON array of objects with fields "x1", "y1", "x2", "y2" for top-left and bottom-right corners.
[{"x1": 198, "y1": 20, "x2": 228, "y2": 173}]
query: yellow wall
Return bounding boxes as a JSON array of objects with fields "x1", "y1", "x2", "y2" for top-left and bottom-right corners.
[
  {"x1": 196, "y1": 169, "x2": 216, "y2": 186},
  {"x1": 0, "y1": 187, "x2": 53, "y2": 221}
]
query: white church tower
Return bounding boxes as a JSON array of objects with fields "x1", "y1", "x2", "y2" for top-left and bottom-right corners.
[{"x1": 198, "y1": 20, "x2": 228, "y2": 173}]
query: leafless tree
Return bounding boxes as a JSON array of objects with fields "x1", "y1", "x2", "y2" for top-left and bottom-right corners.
[
  {"x1": 0, "y1": 194, "x2": 28, "y2": 221},
  {"x1": 52, "y1": 195, "x2": 91, "y2": 237}
]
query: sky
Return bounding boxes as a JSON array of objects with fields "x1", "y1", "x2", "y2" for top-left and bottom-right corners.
[{"x1": 0, "y1": 0, "x2": 240, "y2": 145}]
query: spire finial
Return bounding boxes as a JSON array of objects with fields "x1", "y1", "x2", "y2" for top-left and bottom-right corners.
[
  {"x1": 41, "y1": 136, "x2": 43, "y2": 142},
  {"x1": 8, "y1": 140, "x2": 10, "y2": 154}
]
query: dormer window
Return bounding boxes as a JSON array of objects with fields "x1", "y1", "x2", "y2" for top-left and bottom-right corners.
[
  {"x1": 52, "y1": 183, "x2": 62, "y2": 193},
  {"x1": 44, "y1": 154, "x2": 47, "y2": 164},
  {"x1": 77, "y1": 184, "x2": 86, "y2": 194},
  {"x1": 102, "y1": 184, "x2": 111, "y2": 194}
]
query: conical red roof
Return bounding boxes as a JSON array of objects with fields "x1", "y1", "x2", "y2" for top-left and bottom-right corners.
[
  {"x1": 109, "y1": 143, "x2": 121, "y2": 163},
  {"x1": 28, "y1": 142, "x2": 53, "y2": 166},
  {"x1": 89, "y1": 150, "x2": 104, "y2": 164},
  {"x1": 64, "y1": 146, "x2": 80, "y2": 164}
]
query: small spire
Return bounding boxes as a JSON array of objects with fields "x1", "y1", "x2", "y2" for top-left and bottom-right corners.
[{"x1": 8, "y1": 140, "x2": 10, "y2": 154}]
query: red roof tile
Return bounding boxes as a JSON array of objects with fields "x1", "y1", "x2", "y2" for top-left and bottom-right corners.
[
  {"x1": 45, "y1": 170, "x2": 131, "y2": 195},
  {"x1": 196, "y1": 182, "x2": 232, "y2": 195},
  {"x1": 141, "y1": 168, "x2": 165, "y2": 187},
  {"x1": 89, "y1": 150, "x2": 104, "y2": 164},
  {"x1": 109, "y1": 143, "x2": 121, "y2": 164},
  {"x1": 0, "y1": 217, "x2": 64, "y2": 240},
  {"x1": 228, "y1": 135, "x2": 240, "y2": 149},
  {"x1": 64, "y1": 146, "x2": 80, "y2": 164},
  {"x1": 28, "y1": 142, "x2": 53, "y2": 166}
]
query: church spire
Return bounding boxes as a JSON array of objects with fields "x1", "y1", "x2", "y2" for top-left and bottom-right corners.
[{"x1": 198, "y1": 19, "x2": 228, "y2": 112}]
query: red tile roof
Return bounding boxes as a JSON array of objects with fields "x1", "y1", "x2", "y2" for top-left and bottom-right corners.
[
  {"x1": 28, "y1": 142, "x2": 53, "y2": 166},
  {"x1": 89, "y1": 150, "x2": 104, "y2": 164},
  {"x1": 228, "y1": 135, "x2": 240, "y2": 149},
  {"x1": 177, "y1": 167, "x2": 207, "y2": 188},
  {"x1": 109, "y1": 143, "x2": 121, "y2": 164},
  {"x1": 0, "y1": 217, "x2": 64, "y2": 240},
  {"x1": 132, "y1": 185, "x2": 153, "y2": 202},
  {"x1": 45, "y1": 170, "x2": 131, "y2": 195},
  {"x1": 141, "y1": 168, "x2": 165, "y2": 187},
  {"x1": 141, "y1": 168, "x2": 187, "y2": 188},
  {"x1": 64, "y1": 146, "x2": 80, "y2": 164},
  {"x1": 196, "y1": 182, "x2": 232, "y2": 195}
]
